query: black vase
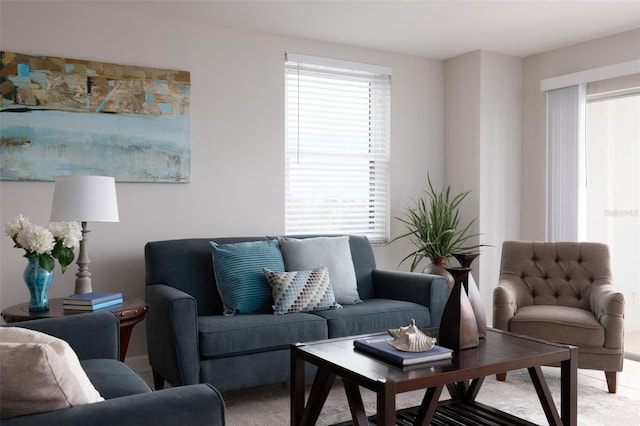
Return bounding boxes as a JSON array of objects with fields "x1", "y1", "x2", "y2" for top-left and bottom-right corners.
[
  {"x1": 452, "y1": 252, "x2": 487, "y2": 338},
  {"x1": 439, "y1": 267, "x2": 479, "y2": 350}
]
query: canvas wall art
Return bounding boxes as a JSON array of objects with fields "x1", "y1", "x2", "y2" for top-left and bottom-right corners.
[{"x1": 0, "y1": 51, "x2": 191, "y2": 182}]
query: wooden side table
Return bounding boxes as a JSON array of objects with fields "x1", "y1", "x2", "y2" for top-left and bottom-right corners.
[{"x1": 1, "y1": 298, "x2": 149, "y2": 362}]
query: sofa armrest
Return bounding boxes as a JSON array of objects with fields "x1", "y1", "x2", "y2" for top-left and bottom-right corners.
[
  {"x1": 590, "y1": 281, "x2": 625, "y2": 349},
  {"x1": 145, "y1": 284, "x2": 200, "y2": 387},
  {"x1": 3, "y1": 384, "x2": 225, "y2": 426},
  {"x1": 8, "y1": 311, "x2": 119, "y2": 361},
  {"x1": 372, "y1": 269, "x2": 448, "y2": 327}
]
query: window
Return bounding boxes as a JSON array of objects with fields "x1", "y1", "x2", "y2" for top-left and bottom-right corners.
[
  {"x1": 585, "y1": 81, "x2": 640, "y2": 359},
  {"x1": 285, "y1": 54, "x2": 391, "y2": 243}
]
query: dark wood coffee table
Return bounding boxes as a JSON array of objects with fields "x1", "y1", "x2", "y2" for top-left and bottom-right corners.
[{"x1": 291, "y1": 328, "x2": 577, "y2": 426}]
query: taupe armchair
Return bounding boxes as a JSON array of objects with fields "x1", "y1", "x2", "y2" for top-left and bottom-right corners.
[{"x1": 493, "y1": 241, "x2": 625, "y2": 393}]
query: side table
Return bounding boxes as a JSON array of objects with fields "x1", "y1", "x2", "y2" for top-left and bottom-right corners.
[{"x1": 1, "y1": 297, "x2": 149, "y2": 362}]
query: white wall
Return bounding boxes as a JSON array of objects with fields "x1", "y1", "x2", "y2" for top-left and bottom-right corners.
[
  {"x1": 521, "y1": 29, "x2": 640, "y2": 240},
  {"x1": 0, "y1": 2, "x2": 444, "y2": 361},
  {"x1": 445, "y1": 51, "x2": 522, "y2": 324}
]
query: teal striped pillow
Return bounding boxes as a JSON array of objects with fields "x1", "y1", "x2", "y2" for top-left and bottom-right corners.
[{"x1": 209, "y1": 240, "x2": 285, "y2": 315}]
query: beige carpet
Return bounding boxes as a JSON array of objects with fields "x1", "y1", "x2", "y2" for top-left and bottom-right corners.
[{"x1": 222, "y1": 367, "x2": 639, "y2": 425}]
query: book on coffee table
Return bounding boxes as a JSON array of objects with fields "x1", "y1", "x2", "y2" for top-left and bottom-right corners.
[{"x1": 354, "y1": 335, "x2": 453, "y2": 366}]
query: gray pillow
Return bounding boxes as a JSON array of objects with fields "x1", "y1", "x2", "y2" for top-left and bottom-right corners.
[{"x1": 278, "y1": 236, "x2": 362, "y2": 304}]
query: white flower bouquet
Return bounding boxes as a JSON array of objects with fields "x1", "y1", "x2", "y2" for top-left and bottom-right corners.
[{"x1": 5, "y1": 215, "x2": 83, "y2": 273}]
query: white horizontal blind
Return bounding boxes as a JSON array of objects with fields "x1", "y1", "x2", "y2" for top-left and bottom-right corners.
[{"x1": 285, "y1": 54, "x2": 391, "y2": 243}]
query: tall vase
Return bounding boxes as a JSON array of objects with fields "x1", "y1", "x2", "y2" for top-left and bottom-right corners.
[
  {"x1": 452, "y1": 252, "x2": 487, "y2": 338},
  {"x1": 422, "y1": 257, "x2": 454, "y2": 293},
  {"x1": 439, "y1": 267, "x2": 479, "y2": 350},
  {"x1": 23, "y1": 257, "x2": 54, "y2": 312}
]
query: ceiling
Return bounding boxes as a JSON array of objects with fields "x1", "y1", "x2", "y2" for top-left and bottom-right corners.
[{"x1": 86, "y1": 0, "x2": 640, "y2": 59}]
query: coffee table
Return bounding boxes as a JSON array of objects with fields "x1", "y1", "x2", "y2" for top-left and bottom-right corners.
[{"x1": 291, "y1": 328, "x2": 577, "y2": 426}]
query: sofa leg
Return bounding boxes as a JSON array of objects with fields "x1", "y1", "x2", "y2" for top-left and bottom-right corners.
[
  {"x1": 496, "y1": 372, "x2": 507, "y2": 381},
  {"x1": 153, "y1": 369, "x2": 165, "y2": 390},
  {"x1": 605, "y1": 371, "x2": 618, "y2": 393}
]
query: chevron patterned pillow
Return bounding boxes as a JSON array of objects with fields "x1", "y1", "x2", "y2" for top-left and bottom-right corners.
[{"x1": 264, "y1": 267, "x2": 342, "y2": 314}]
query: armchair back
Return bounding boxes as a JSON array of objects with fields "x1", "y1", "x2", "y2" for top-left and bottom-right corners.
[
  {"x1": 144, "y1": 235, "x2": 377, "y2": 316},
  {"x1": 499, "y1": 241, "x2": 612, "y2": 310}
]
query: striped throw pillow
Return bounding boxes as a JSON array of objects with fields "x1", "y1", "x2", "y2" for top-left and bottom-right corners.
[{"x1": 210, "y1": 240, "x2": 285, "y2": 315}]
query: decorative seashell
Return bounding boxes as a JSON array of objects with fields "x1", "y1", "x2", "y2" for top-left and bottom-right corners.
[{"x1": 387, "y1": 319, "x2": 437, "y2": 352}]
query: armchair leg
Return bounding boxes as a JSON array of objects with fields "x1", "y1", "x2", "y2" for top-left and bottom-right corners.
[
  {"x1": 605, "y1": 371, "x2": 618, "y2": 393},
  {"x1": 153, "y1": 369, "x2": 166, "y2": 390},
  {"x1": 496, "y1": 372, "x2": 507, "y2": 381}
]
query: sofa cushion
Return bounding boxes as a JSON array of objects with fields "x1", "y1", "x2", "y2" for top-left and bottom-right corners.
[
  {"x1": 264, "y1": 267, "x2": 342, "y2": 314},
  {"x1": 311, "y1": 298, "x2": 431, "y2": 338},
  {"x1": 0, "y1": 327, "x2": 104, "y2": 420},
  {"x1": 509, "y1": 305, "x2": 605, "y2": 348},
  {"x1": 198, "y1": 313, "x2": 327, "y2": 358},
  {"x1": 81, "y1": 359, "x2": 152, "y2": 399},
  {"x1": 209, "y1": 239, "x2": 285, "y2": 315},
  {"x1": 278, "y1": 236, "x2": 362, "y2": 305}
]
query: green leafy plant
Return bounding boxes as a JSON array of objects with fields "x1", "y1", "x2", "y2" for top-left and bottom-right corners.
[{"x1": 390, "y1": 175, "x2": 483, "y2": 272}]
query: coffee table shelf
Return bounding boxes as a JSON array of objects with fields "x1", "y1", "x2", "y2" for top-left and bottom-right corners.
[{"x1": 334, "y1": 400, "x2": 538, "y2": 426}]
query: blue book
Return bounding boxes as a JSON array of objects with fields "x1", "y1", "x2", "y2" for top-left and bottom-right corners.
[
  {"x1": 354, "y1": 335, "x2": 453, "y2": 366},
  {"x1": 63, "y1": 291, "x2": 123, "y2": 306},
  {"x1": 63, "y1": 298, "x2": 123, "y2": 311}
]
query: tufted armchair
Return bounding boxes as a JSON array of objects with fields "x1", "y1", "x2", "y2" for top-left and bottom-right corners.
[{"x1": 493, "y1": 241, "x2": 625, "y2": 393}]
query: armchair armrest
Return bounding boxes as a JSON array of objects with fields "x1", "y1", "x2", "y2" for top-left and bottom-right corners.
[
  {"x1": 145, "y1": 284, "x2": 200, "y2": 387},
  {"x1": 590, "y1": 280, "x2": 625, "y2": 349},
  {"x1": 9, "y1": 311, "x2": 119, "y2": 360},
  {"x1": 492, "y1": 279, "x2": 521, "y2": 331},
  {"x1": 372, "y1": 269, "x2": 448, "y2": 327},
  {"x1": 4, "y1": 384, "x2": 225, "y2": 426}
]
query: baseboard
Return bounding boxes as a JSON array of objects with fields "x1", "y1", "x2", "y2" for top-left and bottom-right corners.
[{"x1": 125, "y1": 354, "x2": 151, "y2": 374}]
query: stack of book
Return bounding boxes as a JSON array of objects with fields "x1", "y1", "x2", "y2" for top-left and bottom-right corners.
[
  {"x1": 353, "y1": 335, "x2": 453, "y2": 366},
  {"x1": 63, "y1": 292, "x2": 124, "y2": 311}
]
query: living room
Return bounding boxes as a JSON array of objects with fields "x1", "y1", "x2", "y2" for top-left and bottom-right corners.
[{"x1": 1, "y1": 1, "x2": 639, "y2": 424}]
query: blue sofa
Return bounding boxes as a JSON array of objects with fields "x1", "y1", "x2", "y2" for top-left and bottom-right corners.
[
  {"x1": 145, "y1": 235, "x2": 447, "y2": 392},
  {"x1": 1, "y1": 311, "x2": 225, "y2": 426}
]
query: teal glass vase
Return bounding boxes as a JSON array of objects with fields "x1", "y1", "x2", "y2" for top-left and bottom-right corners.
[{"x1": 23, "y1": 257, "x2": 54, "y2": 312}]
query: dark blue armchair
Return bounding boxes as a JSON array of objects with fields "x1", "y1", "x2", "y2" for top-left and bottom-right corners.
[{"x1": 1, "y1": 311, "x2": 225, "y2": 425}]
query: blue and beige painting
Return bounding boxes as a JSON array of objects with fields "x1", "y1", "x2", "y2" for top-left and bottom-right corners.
[{"x1": 0, "y1": 51, "x2": 191, "y2": 182}]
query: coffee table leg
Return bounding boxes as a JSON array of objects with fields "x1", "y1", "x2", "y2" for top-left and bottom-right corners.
[
  {"x1": 343, "y1": 379, "x2": 368, "y2": 425},
  {"x1": 291, "y1": 346, "x2": 306, "y2": 426},
  {"x1": 299, "y1": 368, "x2": 336, "y2": 425},
  {"x1": 561, "y1": 347, "x2": 578, "y2": 426},
  {"x1": 415, "y1": 385, "x2": 444, "y2": 425},
  {"x1": 376, "y1": 380, "x2": 396, "y2": 426},
  {"x1": 528, "y1": 366, "x2": 561, "y2": 425}
]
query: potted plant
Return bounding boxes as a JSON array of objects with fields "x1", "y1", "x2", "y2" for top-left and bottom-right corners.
[{"x1": 390, "y1": 175, "x2": 483, "y2": 274}]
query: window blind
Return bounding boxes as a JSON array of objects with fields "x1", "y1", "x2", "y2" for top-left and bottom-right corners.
[
  {"x1": 285, "y1": 54, "x2": 391, "y2": 243},
  {"x1": 546, "y1": 84, "x2": 586, "y2": 241}
]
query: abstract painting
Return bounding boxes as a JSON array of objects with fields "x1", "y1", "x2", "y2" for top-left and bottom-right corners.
[{"x1": 0, "y1": 51, "x2": 191, "y2": 182}]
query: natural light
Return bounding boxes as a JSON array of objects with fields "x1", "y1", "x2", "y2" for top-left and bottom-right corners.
[{"x1": 586, "y1": 93, "x2": 640, "y2": 359}]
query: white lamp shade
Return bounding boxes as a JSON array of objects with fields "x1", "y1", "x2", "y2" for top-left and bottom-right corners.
[{"x1": 50, "y1": 175, "x2": 120, "y2": 222}]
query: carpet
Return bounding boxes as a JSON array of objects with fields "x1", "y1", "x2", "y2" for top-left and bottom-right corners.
[{"x1": 222, "y1": 368, "x2": 639, "y2": 425}]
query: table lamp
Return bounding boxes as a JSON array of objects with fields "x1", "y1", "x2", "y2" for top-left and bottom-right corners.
[{"x1": 50, "y1": 175, "x2": 120, "y2": 295}]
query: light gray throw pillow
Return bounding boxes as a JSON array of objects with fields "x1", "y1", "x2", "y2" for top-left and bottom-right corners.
[{"x1": 278, "y1": 236, "x2": 362, "y2": 304}]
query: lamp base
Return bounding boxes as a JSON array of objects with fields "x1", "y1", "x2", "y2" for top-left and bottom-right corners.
[
  {"x1": 74, "y1": 222, "x2": 92, "y2": 295},
  {"x1": 74, "y1": 278, "x2": 92, "y2": 295}
]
